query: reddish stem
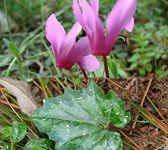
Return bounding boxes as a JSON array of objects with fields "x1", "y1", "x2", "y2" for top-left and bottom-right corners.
[{"x1": 103, "y1": 56, "x2": 109, "y2": 78}]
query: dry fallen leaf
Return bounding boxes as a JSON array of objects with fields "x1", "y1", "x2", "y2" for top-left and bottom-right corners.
[{"x1": 0, "y1": 78, "x2": 39, "y2": 116}]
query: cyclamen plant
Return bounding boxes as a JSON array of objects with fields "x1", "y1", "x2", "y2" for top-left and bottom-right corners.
[
  {"x1": 73, "y1": 0, "x2": 136, "y2": 56},
  {"x1": 73, "y1": 0, "x2": 137, "y2": 77},
  {"x1": 45, "y1": 0, "x2": 136, "y2": 78},
  {"x1": 30, "y1": 1, "x2": 136, "y2": 149},
  {"x1": 45, "y1": 14, "x2": 100, "y2": 73}
]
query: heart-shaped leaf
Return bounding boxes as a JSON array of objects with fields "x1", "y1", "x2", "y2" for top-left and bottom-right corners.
[
  {"x1": 1, "y1": 122, "x2": 27, "y2": 143},
  {"x1": 31, "y1": 81, "x2": 130, "y2": 150},
  {"x1": 11, "y1": 122, "x2": 27, "y2": 143},
  {"x1": 1, "y1": 126, "x2": 12, "y2": 140},
  {"x1": 25, "y1": 138, "x2": 52, "y2": 150}
]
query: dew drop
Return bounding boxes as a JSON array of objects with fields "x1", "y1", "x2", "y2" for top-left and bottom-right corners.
[
  {"x1": 83, "y1": 132, "x2": 86, "y2": 136},
  {"x1": 59, "y1": 101, "x2": 63, "y2": 105},
  {"x1": 104, "y1": 140, "x2": 107, "y2": 147}
]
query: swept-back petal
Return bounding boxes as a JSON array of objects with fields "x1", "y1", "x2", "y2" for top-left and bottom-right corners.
[
  {"x1": 73, "y1": 0, "x2": 91, "y2": 37},
  {"x1": 45, "y1": 14, "x2": 66, "y2": 54},
  {"x1": 105, "y1": 0, "x2": 136, "y2": 54},
  {"x1": 79, "y1": 0, "x2": 96, "y2": 31},
  {"x1": 78, "y1": 55, "x2": 100, "y2": 72},
  {"x1": 125, "y1": 17, "x2": 134, "y2": 32},
  {"x1": 76, "y1": 0, "x2": 105, "y2": 55},
  {"x1": 90, "y1": 0, "x2": 99, "y2": 15},
  {"x1": 91, "y1": 17, "x2": 105, "y2": 55},
  {"x1": 73, "y1": 0, "x2": 84, "y2": 26},
  {"x1": 65, "y1": 22, "x2": 82, "y2": 52},
  {"x1": 60, "y1": 22, "x2": 82, "y2": 59}
]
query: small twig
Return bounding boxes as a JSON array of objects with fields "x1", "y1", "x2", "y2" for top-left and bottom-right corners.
[
  {"x1": 81, "y1": 69, "x2": 88, "y2": 79},
  {"x1": 63, "y1": 79, "x2": 72, "y2": 89},
  {"x1": 107, "y1": 122, "x2": 138, "y2": 132},
  {"x1": 140, "y1": 78, "x2": 153, "y2": 106},
  {"x1": 107, "y1": 122, "x2": 141, "y2": 149},
  {"x1": 50, "y1": 78, "x2": 66, "y2": 89},
  {"x1": 119, "y1": 130, "x2": 142, "y2": 150},
  {"x1": 0, "y1": 99, "x2": 20, "y2": 110},
  {"x1": 107, "y1": 78, "x2": 133, "y2": 95},
  {"x1": 103, "y1": 56, "x2": 109, "y2": 78},
  {"x1": 32, "y1": 80, "x2": 43, "y2": 91},
  {"x1": 29, "y1": 117, "x2": 39, "y2": 137},
  {"x1": 0, "y1": 88, "x2": 6, "y2": 91},
  {"x1": 135, "y1": 78, "x2": 139, "y2": 94},
  {"x1": 49, "y1": 80, "x2": 63, "y2": 95},
  {"x1": 129, "y1": 77, "x2": 153, "y2": 135}
]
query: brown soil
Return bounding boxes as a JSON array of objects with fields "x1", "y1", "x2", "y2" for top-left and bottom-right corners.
[{"x1": 1, "y1": 78, "x2": 168, "y2": 150}]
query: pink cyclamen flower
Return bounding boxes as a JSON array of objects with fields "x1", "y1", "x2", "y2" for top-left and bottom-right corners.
[
  {"x1": 45, "y1": 14, "x2": 100, "y2": 72},
  {"x1": 73, "y1": 0, "x2": 137, "y2": 56}
]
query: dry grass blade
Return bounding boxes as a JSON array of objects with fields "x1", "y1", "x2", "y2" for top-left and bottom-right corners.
[
  {"x1": 38, "y1": 78, "x2": 49, "y2": 98},
  {"x1": 141, "y1": 106, "x2": 168, "y2": 135},
  {"x1": 0, "y1": 78, "x2": 39, "y2": 116},
  {"x1": 0, "y1": 87, "x2": 39, "y2": 138},
  {"x1": 129, "y1": 77, "x2": 153, "y2": 135},
  {"x1": 147, "y1": 96, "x2": 168, "y2": 125},
  {"x1": 0, "y1": 99, "x2": 20, "y2": 110}
]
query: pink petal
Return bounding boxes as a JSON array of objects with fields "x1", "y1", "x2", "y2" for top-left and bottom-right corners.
[
  {"x1": 125, "y1": 17, "x2": 134, "y2": 32},
  {"x1": 90, "y1": 0, "x2": 99, "y2": 15},
  {"x1": 45, "y1": 14, "x2": 66, "y2": 55},
  {"x1": 91, "y1": 17, "x2": 105, "y2": 55},
  {"x1": 60, "y1": 22, "x2": 82, "y2": 58},
  {"x1": 79, "y1": 0, "x2": 96, "y2": 31},
  {"x1": 62, "y1": 37, "x2": 91, "y2": 67},
  {"x1": 73, "y1": 0, "x2": 105, "y2": 55},
  {"x1": 73, "y1": 0, "x2": 91, "y2": 36},
  {"x1": 78, "y1": 55, "x2": 100, "y2": 72},
  {"x1": 66, "y1": 22, "x2": 82, "y2": 46},
  {"x1": 56, "y1": 22, "x2": 82, "y2": 68},
  {"x1": 78, "y1": 0, "x2": 105, "y2": 55},
  {"x1": 73, "y1": 0, "x2": 84, "y2": 26},
  {"x1": 105, "y1": 0, "x2": 136, "y2": 54},
  {"x1": 74, "y1": 37, "x2": 91, "y2": 59}
]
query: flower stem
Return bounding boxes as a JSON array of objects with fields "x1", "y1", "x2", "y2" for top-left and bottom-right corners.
[
  {"x1": 82, "y1": 69, "x2": 88, "y2": 79},
  {"x1": 11, "y1": 140, "x2": 13, "y2": 150},
  {"x1": 103, "y1": 56, "x2": 109, "y2": 78}
]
